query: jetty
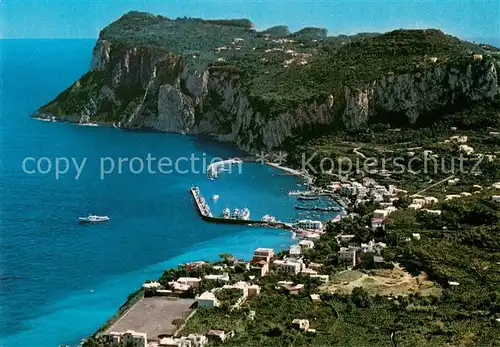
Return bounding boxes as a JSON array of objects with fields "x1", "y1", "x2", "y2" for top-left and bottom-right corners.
[
  {"x1": 295, "y1": 205, "x2": 342, "y2": 212},
  {"x1": 189, "y1": 187, "x2": 293, "y2": 230}
]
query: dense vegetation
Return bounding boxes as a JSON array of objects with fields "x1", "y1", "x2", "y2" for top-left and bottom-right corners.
[{"x1": 97, "y1": 11, "x2": 498, "y2": 117}]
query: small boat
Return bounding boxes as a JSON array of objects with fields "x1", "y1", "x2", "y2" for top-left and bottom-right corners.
[
  {"x1": 212, "y1": 194, "x2": 220, "y2": 201},
  {"x1": 295, "y1": 205, "x2": 341, "y2": 212},
  {"x1": 78, "y1": 122, "x2": 98, "y2": 127},
  {"x1": 261, "y1": 214, "x2": 277, "y2": 223},
  {"x1": 297, "y1": 196, "x2": 318, "y2": 201},
  {"x1": 222, "y1": 208, "x2": 231, "y2": 218},
  {"x1": 78, "y1": 214, "x2": 110, "y2": 223},
  {"x1": 34, "y1": 117, "x2": 55, "y2": 122},
  {"x1": 232, "y1": 208, "x2": 240, "y2": 219},
  {"x1": 239, "y1": 208, "x2": 250, "y2": 220}
]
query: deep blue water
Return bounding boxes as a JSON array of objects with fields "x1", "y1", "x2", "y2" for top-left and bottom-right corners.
[{"x1": 0, "y1": 40, "x2": 331, "y2": 347}]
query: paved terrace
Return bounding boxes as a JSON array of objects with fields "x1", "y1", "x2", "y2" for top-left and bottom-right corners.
[{"x1": 105, "y1": 297, "x2": 195, "y2": 339}]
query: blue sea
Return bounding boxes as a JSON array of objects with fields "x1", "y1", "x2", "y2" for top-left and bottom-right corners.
[{"x1": 0, "y1": 39, "x2": 338, "y2": 347}]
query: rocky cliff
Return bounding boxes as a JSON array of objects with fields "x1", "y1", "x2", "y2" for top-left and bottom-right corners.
[{"x1": 33, "y1": 12, "x2": 500, "y2": 153}]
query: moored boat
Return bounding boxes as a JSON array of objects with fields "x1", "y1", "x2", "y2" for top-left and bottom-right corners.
[
  {"x1": 239, "y1": 208, "x2": 250, "y2": 220},
  {"x1": 297, "y1": 196, "x2": 318, "y2": 201},
  {"x1": 232, "y1": 208, "x2": 240, "y2": 219}
]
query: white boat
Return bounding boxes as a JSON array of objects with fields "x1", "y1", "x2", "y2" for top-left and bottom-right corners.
[
  {"x1": 212, "y1": 194, "x2": 220, "y2": 200},
  {"x1": 239, "y1": 208, "x2": 250, "y2": 220},
  {"x1": 222, "y1": 208, "x2": 230, "y2": 219},
  {"x1": 78, "y1": 214, "x2": 110, "y2": 223},
  {"x1": 232, "y1": 208, "x2": 240, "y2": 219},
  {"x1": 261, "y1": 214, "x2": 276, "y2": 223},
  {"x1": 34, "y1": 117, "x2": 55, "y2": 122},
  {"x1": 78, "y1": 122, "x2": 99, "y2": 127}
]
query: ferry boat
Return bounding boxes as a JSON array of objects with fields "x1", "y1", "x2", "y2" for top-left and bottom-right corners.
[
  {"x1": 78, "y1": 214, "x2": 110, "y2": 223},
  {"x1": 239, "y1": 208, "x2": 250, "y2": 220},
  {"x1": 222, "y1": 208, "x2": 230, "y2": 219},
  {"x1": 232, "y1": 208, "x2": 240, "y2": 219}
]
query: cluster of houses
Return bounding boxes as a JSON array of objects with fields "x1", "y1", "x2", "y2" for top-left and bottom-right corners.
[
  {"x1": 272, "y1": 243, "x2": 329, "y2": 283},
  {"x1": 338, "y1": 239, "x2": 388, "y2": 267},
  {"x1": 328, "y1": 178, "x2": 406, "y2": 205},
  {"x1": 106, "y1": 330, "x2": 229, "y2": 347},
  {"x1": 212, "y1": 33, "x2": 318, "y2": 69},
  {"x1": 110, "y1": 242, "x2": 330, "y2": 346}
]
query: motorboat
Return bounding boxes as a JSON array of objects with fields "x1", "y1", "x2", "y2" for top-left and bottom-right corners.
[
  {"x1": 222, "y1": 208, "x2": 231, "y2": 219},
  {"x1": 232, "y1": 208, "x2": 240, "y2": 219},
  {"x1": 239, "y1": 208, "x2": 250, "y2": 220},
  {"x1": 297, "y1": 196, "x2": 318, "y2": 201},
  {"x1": 212, "y1": 194, "x2": 220, "y2": 200},
  {"x1": 261, "y1": 214, "x2": 277, "y2": 223},
  {"x1": 78, "y1": 215, "x2": 110, "y2": 223}
]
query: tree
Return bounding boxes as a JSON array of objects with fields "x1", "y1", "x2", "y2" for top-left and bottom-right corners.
[{"x1": 351, "y1": 287, "x2": 372, "y2": 308}]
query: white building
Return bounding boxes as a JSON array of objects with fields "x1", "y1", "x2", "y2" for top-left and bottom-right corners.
[
  {"x1": 361, "y1": 240, "x2": 386, "y2": 254},
  {"x1": 273, "y1": 259, "x2": 302, "y2": 275},
  {"x1": 448, "y1": 178, "x2": 460, "y2": 185},
  {"x1": 292, "y1": 319, "x2": 310, "y2": 331},
  {"x1": 108, "y1": 330, "x2": 147, "y2": 347},
  {"x1": 450, "y1": 135, "x2": 468, "y2": 144},
  {"x1": 300, "y1": 268, "x2": 318, "y2": 276},
  {"x1": 459, "y1": 144, "x2": 474, "y2": 155},
  {"x1": 373, "y1": 209, "x2": 390, "y2": 219},
  {"x1": 299, "y1": 239, "x2": 314, "y2": 249},
  {"x1": 492, "y1": 195, "x2": 500, "y2": 202},
  {"x1": 177, "y1": 277, "x2": 202, "y2": 289},
  {"x1": 424, "y1": 196, "x2": 439, "y2": 205},
  {"x1": 409, "y1": 203, "x2": 423, "y2": 210},
  {"x1": 296, "y1": 219, "x2": 323, "y2": 230},
  {"x1": 196, "y1": 291, "x2": 219, "y2": 308},
  {"x1": 253, "y1": 248, "x2": 274, "y2": 262},
  {"x1": 422, "y1": 209, "x2": 442, "y2": 215},
  {"x1": 339, "y1": 247, "x2": 357, "y2": 266},
  {"x1": 142, "y1": 281, "x2": 161, "y2": 289},
  {"x1": 336, "y1": 234, "x2": 355, "y2": 243},
  {"x1": 247, "y1": 284, "x2": 261, "y2": 297},
  {"x1": 289, "y1": 244, "x2": 302, "y2": 257},
  {"x1": 371, "y1": 218, "x2": 384, "y2": 230},
  {"x1": 159, "y1": 336, "x2": 205, "y2": 347},
  {"x1": 204, "y1": 273, "x2": 230, "y2": 282}
]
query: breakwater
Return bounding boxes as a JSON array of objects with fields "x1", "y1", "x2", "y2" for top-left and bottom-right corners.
[{"x1": 189, "y1": 187, "x2": 293, "y2": 230}]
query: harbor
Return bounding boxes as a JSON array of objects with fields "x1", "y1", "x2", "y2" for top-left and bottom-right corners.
[{"x1": 189, "y1": 187, "x2": 294, "y2": 230}]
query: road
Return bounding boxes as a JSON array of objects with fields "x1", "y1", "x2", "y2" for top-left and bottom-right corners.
[{"x1": 413, "y1": 175, "x2": 455, "y2": 196}]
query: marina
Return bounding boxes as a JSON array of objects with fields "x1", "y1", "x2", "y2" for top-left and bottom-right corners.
[
  {"x1": 295, "y1": 205, "x2": 342, "y2": 212},
  {"x1": 189, "y1": 187, "x2": 293, "y2": 230}
]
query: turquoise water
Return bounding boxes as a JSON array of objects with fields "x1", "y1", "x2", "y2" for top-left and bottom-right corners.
[{"x1": 0, "y1": 39, "x2": 327, "y2": 347}]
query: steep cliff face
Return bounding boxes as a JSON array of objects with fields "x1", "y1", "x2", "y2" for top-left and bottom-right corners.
[
  {"x1": 342, "y1": 61, "x2": 499, "y2": 128},
  {"x1": 34, "y1": 33, "x2": 500, "y2": 153}
]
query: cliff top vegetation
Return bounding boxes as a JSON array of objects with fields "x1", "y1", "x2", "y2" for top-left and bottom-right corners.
[{"x1": 98, "y1": 11, "x2": 499, "y2": 116}]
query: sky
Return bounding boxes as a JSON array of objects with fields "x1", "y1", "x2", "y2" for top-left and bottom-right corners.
[{"x1": 1, "y1": 0, "x2": 499, "y2": 45}]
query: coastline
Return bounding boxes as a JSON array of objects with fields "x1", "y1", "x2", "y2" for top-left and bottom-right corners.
[{"x1": 264, "y1": 161, "x2": 314, "y2": 185}]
